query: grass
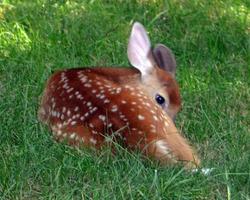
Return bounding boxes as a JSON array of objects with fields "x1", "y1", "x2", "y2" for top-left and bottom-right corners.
[{"x1": 0, "y1": 0, "x2": 249, "y2": 199}]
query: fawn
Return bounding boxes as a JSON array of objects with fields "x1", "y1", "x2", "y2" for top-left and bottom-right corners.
[{"x1": 38, "y1": 22, "x2": 200, "y2": 169}]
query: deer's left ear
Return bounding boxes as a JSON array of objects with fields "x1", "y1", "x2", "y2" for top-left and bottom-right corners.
[
  {"x1": 153, "y1": 44, "x2": 176, "y2": 77},
  {"x1": 127, "y1": 22, "x2": 155, "y2": 78}
]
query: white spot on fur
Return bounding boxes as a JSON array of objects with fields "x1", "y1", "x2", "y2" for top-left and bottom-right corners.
[
  {"x1": 66, "y1": 88, "x2": 74, "y2": 93},
  {"x1": 150, "y1": 124, "x2": 156, "y2": 129},
  {"x1": 70, "y1": 132, "x2": 76, "y2": 139},
  {"x1": 90, "y1": 138, "x2": 97, "y2": 144},
  {"x1": 98, "y1": 115, "x2": 106, "y2": 121},
  {"x1": 57, "y1": 130, "x2": 62, "y2": 136},
  {"x1": 138, "y1": 115, "x2": 145, "y2": 120},
  {"x1": 151, "y1": 129, "x2": 156, "y2": 133},
  {"x1": 84, "y1": 83, "x2": 91, "y2": 88},
  {"x1": 120, "y1": 114, "x2": 126, "y2": 119},
  {"x1": 62, "y1": 83, "x2": 69, "y2": 89},
  {"x1": 80, "y1": 76, "x2": 87, "y2": 83},
  {"x1": 116, "y1": 87, "x2": 122, "y2": 94},
  {"x1": 111, "y1": 105, "x2": 118, "y2": 112},
  {"x1": 67, "y1": 110, "x2": 71, "y2": 117},
  {"x1": 62, "y1": 107, "x2": 66, "y2": 113},
  {"x1": 150, "y1": 110, "x2": 155, "y2": 114},
  {"x1": 90, "y1": 107, "x2": 97, "y2": 113},
  {"x1": 99, "y1": 94, "x2": 105, "y2": 99},
  {"x1": 153, "y1": 115, "x2": 158, "y2": 121},
  {"x1": 104, "y1": 99, "x2": 110, "y2": 104},
  {"x1": 80, "y1": 116, "x2": 85, "y2": 121}
]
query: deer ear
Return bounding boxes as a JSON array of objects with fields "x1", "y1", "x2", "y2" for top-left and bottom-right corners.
[
  {"x1": 127, "y1": 22, "x2": 154, "y2": 77},
  {"x1": 153, "y1": 44, "x2": 176, "y2": 77}
]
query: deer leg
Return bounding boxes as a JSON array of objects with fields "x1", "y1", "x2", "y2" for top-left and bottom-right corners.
[
  {"x1": 147, "y1": 133, "x2": 200, "y2": 168},
  {"x1": 123, "y1": 128, "x2": 200, "y2": 169}
]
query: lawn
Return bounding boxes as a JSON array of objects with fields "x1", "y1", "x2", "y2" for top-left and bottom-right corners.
[{"x1": 0, "y1": 0, "x2": 249, "y2": 199}]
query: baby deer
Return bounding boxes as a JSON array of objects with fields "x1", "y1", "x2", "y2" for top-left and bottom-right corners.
[{"x1": 38, "y1": 22, "x2": 200, "y2": 168}]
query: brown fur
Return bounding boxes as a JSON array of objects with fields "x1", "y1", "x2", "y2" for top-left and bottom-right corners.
[{"x1": 38, "y1": 67, "x2": 199, "y2": 168}]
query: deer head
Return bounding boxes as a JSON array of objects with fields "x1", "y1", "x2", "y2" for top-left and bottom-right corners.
[{"x1": 128, "y1": 22, "x2": 180, "y2": 120}]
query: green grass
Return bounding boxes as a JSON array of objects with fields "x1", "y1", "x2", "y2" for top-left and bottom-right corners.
[{"x1": 0, "y1": 0, "x2": 249, "y2": 199}]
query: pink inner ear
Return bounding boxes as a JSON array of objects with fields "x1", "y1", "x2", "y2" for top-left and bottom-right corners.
[
  {"x1": 132, "y1": 23, "x2": 150, "y2": 51},
  {"x1": 127, "y1": 22, "x2": 153, "y2": 75}
]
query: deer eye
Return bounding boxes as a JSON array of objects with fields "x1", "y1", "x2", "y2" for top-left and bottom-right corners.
[{"x1": 155, "y1": 94, "x2": 165, "y2": 106}]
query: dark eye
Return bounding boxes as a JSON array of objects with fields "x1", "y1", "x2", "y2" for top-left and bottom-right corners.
[{"x1": 155, "y1": 94, "x2": 165, "y2": 105}]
